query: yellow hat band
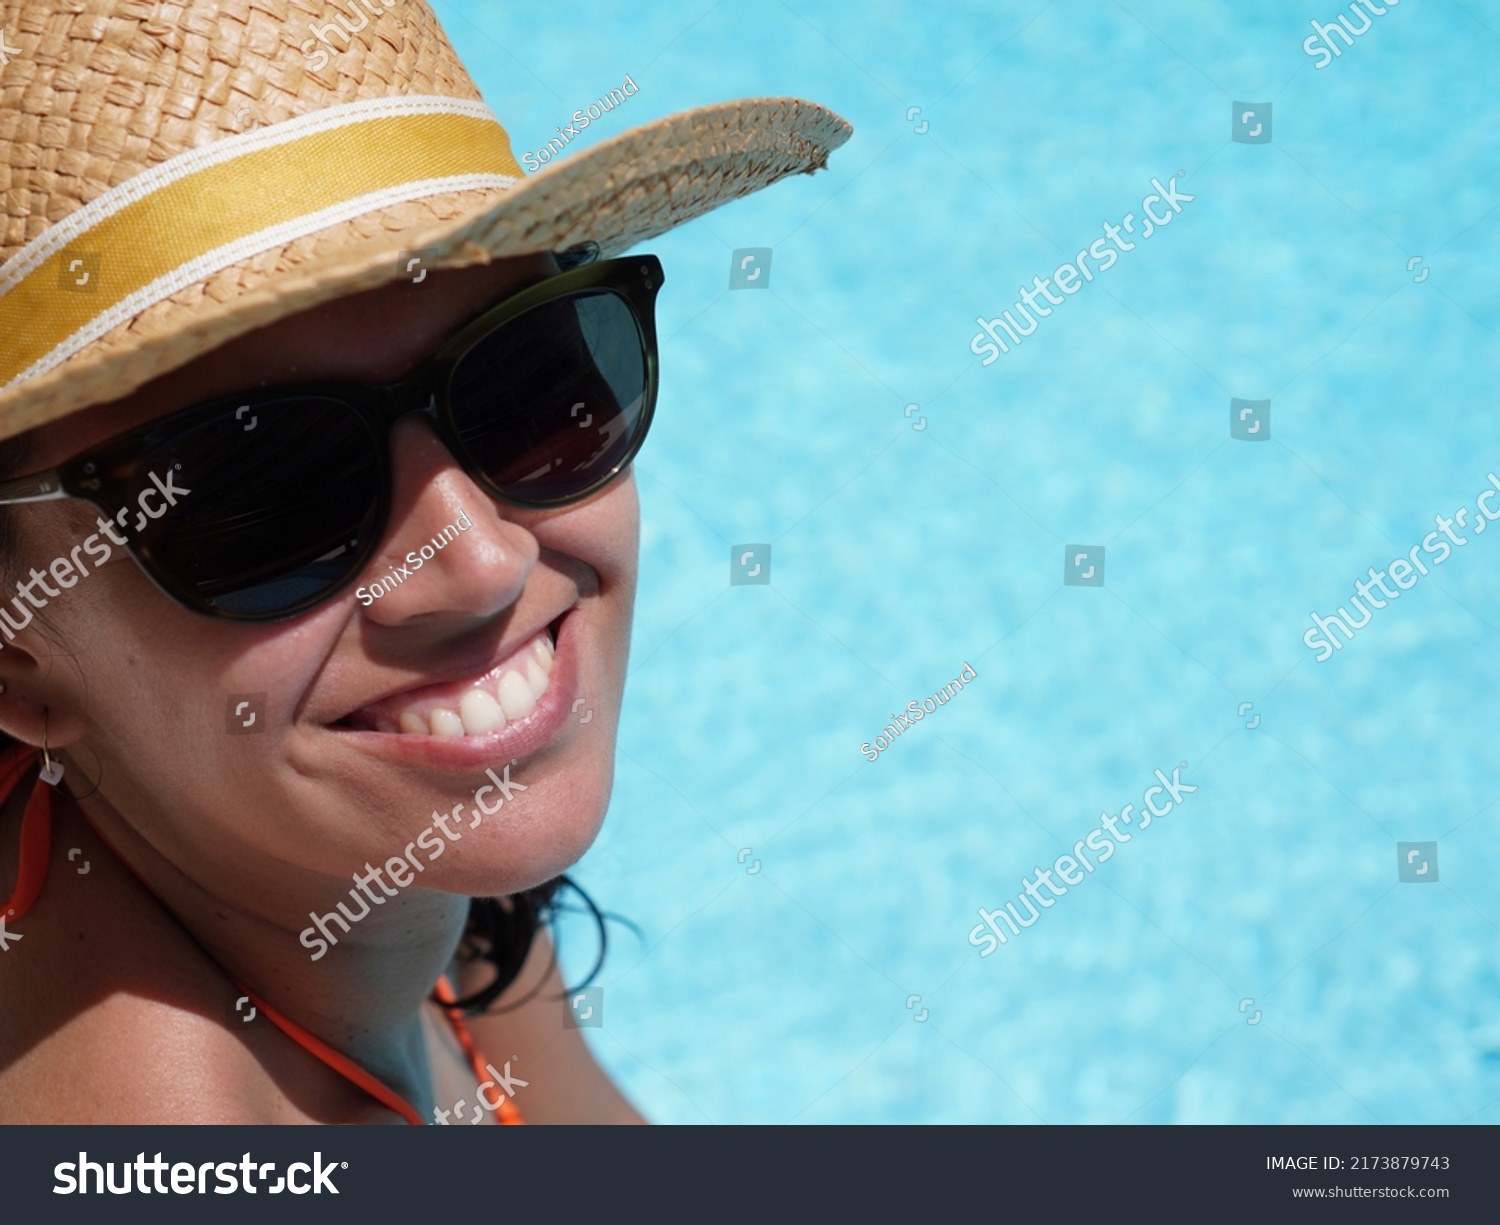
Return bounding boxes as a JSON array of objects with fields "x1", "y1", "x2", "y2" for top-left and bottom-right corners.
[{"x1": 0, "y1": 96, "x2": 522, "y2": 395}]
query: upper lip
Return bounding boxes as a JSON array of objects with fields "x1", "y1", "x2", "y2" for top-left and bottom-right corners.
[{"x1": 327, "y1": 612, "x2": 564, "y2": 727}]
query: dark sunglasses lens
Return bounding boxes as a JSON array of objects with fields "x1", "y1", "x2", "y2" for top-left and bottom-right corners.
[
  {"x1": 118, "y1": 396, "x2": 382, "y2": 617},
  {"x1": 447, "y1": 290, "x2": 650, "y2": 504}
]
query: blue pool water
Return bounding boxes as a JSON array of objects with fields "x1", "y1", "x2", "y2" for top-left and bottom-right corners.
[{"x1": 433, "y1": 0, "x2": 1500, "y2": 1123}]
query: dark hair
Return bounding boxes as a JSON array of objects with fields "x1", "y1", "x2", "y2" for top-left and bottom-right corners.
[
  {"x1": 450, "y1": 878, "x2": 609, "y2": 1015},
  {"x1": 0, "y1": 428, "x2": 608, "y2": 1018}
]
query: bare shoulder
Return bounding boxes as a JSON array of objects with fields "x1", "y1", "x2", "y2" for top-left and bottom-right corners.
[
  {"x1": 0, "y1": 799, "x2": 372, "y2": 1124},
  {"x1": 458, "y1": 927, "x2": 646, "y2": 1125}
]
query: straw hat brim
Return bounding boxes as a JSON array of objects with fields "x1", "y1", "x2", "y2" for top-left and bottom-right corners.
[{"x1": 0, "y1": 96, "x2": 851, "y2": 444}]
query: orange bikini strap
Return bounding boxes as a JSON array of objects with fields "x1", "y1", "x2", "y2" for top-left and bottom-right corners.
[
  {"x1": 0, "y1": 740, "x2": 521, "y2": 1127},
  {"x1": 74, "y1": 802, "x2": 432, "y2": 1126},
  {"x1": 433, "y1": 975, "x2": 524, "y2": 1125},
  {"x1": 0, "y1": 743, "x2": 52, "y2": 924},
  {"x1": 231, "y1": 983, "x2": 426, "y2": 1126}
]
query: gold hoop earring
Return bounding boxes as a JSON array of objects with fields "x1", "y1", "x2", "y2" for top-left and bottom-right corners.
[{"x1": 39, "y1": 708, "x2": 64, "y2": 786}]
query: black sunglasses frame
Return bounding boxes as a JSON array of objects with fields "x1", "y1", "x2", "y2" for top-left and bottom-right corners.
[{"x1": 0, "y1": 253, "x2": 663, "y2": 622}]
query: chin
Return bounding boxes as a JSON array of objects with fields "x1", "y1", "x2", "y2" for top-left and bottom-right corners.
[{"x1": 418, "y1": 754, "x2": 616, "y2": 898}]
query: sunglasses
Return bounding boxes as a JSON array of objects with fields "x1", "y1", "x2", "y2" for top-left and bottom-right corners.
[{"x1": 0, "y1": 254, "x2": 663, "y2": 621}]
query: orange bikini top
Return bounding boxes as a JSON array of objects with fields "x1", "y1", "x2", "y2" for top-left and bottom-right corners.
[{"x1": 0, "y1": 743, "x2": 521, "y2": 1125}]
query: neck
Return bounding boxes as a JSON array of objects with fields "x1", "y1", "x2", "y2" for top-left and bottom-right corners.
[{"x1": 65, "y1": 768, "x2": 468, "y2": 1117}]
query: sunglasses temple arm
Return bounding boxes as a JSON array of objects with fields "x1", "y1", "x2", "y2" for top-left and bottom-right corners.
[{"x1": 0, "y1": 469, "x2": 69, "y2": 505}]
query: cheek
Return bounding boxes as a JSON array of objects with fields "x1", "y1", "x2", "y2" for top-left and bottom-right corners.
[
  {"x1": 570, "y1": 477, "x2": 639, "y2": 679},
  {"x1": 49, "y1": 560, "x2": 339, "y2": 805},
  {"x1": 530, "y1": 474, "x2": 639, "y2": 660},
  {"x1": 568, "y1": 473, "x2": 639, "y2": 607},
  {"x1": 52, "y1": 560, "x2": 323, "y2": 718},
  {"x1": 576, "y1": 473, "x2": 639, "y2": 567}
]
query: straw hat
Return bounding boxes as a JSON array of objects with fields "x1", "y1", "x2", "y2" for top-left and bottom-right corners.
[{"x1": 0, "y1": 1, "x2": 852, "y2": 443}]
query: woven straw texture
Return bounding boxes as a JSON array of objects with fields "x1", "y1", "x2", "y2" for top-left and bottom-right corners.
[{"x1": 0, "y1": 0, "x2": 852, "y2": 440}]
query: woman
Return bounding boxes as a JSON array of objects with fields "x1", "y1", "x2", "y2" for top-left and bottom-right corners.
[{"x1": 0, "y1": 1, "x2": 849, "y2": 1123}]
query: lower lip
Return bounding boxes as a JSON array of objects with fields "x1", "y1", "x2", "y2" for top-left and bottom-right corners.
[{"x1": 329, "y1": 611, "x2": 581, "y2": 769}]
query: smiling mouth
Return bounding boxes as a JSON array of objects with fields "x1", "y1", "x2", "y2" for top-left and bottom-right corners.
[{"x1": 337, "y1": 622, "x2": 558, "y2": 737}]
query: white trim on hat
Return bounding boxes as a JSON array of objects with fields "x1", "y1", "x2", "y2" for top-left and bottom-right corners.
[{"x1": 1, "y1": 171, "x2": 517, "y2": 395}]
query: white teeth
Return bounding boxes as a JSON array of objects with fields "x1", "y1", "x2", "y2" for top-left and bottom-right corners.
[
  {"x1": 497, "y1": 668, "x2": 537, "y2": 721},
  {"x1": 523, "y1": 657, "x2": 549, "y2": 694},
  {"x1": 459, "y1": 688, "x2": 507, "y2": 735},
  {"x1": 384, "y1": 629, "x2": 555, "y2": 734}
]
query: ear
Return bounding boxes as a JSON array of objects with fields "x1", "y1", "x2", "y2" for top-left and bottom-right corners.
[{"x1": 0, "y1": 625, "x2": 93, "y2": 751}]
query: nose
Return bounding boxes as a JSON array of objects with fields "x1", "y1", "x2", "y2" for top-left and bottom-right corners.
[{"x1": 355, "y1": 416, "x2": 537, "y2": 626}]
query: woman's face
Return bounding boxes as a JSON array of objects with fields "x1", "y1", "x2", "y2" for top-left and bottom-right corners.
[{"x1": 2, "y1": 253, "x2": 637, "y2": 906}]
